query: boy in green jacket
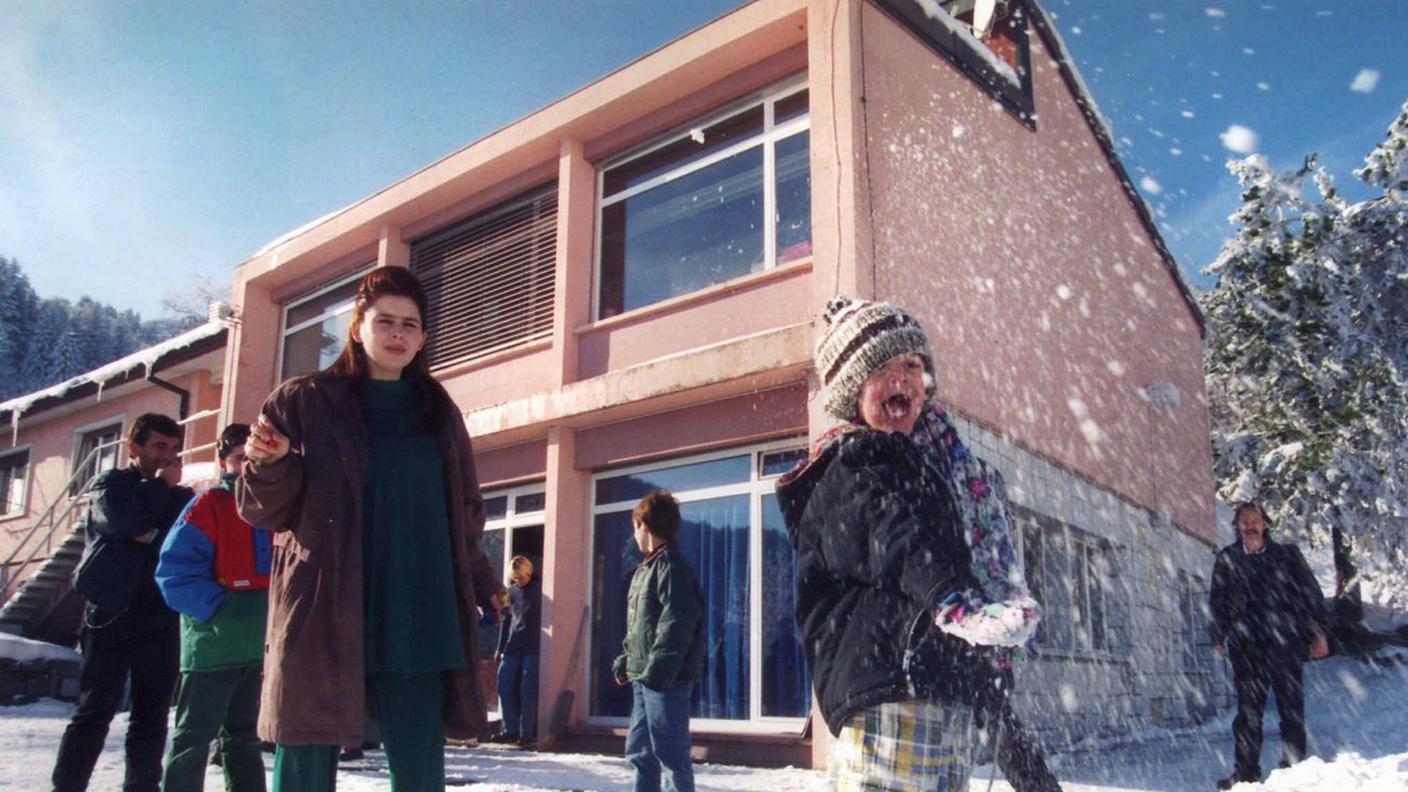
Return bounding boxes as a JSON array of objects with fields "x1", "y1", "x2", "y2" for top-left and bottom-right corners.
[
  {"x1": 155, "y1": 424, "x2": 272, "y2": 792},
  {"x1": 612, "y1": 490, "x2": 705, "y2": 792}
]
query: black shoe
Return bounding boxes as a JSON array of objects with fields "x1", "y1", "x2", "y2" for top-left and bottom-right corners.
[
  {"x1": 1277, "y1": 757, "x2": 1295, "y2": 769},
  {"x1": 515, "y1": 736, "x2": 536, "y2": 749},
  {"x1": 488, "y1": 731, "x2": 517, "y2": 744}
]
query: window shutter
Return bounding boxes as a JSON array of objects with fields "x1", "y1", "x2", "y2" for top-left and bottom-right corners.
[{"x1": 412, "y1": 184, "x2": 558, "y2": 368}]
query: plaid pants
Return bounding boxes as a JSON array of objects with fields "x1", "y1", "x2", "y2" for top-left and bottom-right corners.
[{"x1": 828, "y1": 700, "x2": 975, "y2": 792}]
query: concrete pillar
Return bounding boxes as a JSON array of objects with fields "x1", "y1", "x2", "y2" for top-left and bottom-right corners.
[
  {"x1": 378, "y1": 225, "x2": 411, "y2": 268},
  {"x1": 808, "y1": 0, "x2": 874, "y2": 313},
  {"x1": 551, "y1": 138, "x2": 597, "y2": 386},
  {"x1": 536, "y1": 425, "x2": 593, "y2": 745},
  {"x1": 220, "y1": 274, "x2": 282, "y2": 426},
  {"x1": 802, "y1": 0, "x2": 873, "y2": 764}
]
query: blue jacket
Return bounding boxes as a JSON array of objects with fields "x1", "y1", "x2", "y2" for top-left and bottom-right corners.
[{"x1": 157, "y1": 477, "x2": 272, "y2": 671}]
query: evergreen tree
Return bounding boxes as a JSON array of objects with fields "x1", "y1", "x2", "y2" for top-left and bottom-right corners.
[
  {"x1": 0, "y1": 257, "x2": 206, "y2": 399},
  {"x1": 1203, "y1": 104, "x2": 1408, "y2": 609},
  {"x1": 0, "y1": 257, "x2": 39, "y2": 398}
]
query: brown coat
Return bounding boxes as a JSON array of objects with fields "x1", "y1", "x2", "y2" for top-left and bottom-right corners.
[{"x1": 235, "y1": 374, "x2": 499, "y2": 746}]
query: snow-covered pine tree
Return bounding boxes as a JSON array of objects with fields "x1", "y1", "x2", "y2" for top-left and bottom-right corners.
[
  {"x1": 1202, "y1": 107, "x2": 1408, "y2": 612},
  {"x1": 0, "y1": 257, "x2": 39, "y2": 399}
]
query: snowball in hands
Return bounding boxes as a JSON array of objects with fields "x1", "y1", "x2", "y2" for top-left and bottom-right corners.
[{"x1": 935, "y1": 592, "x2": 1041, "y2": 647}]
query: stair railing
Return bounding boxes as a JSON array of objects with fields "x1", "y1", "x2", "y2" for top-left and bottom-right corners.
[
  {"x1": 1, "y1": 407, "x2": 223, "y2": 604},
  {"x1": 0, "y1": 438, "x2": 121, "y2": 603}
]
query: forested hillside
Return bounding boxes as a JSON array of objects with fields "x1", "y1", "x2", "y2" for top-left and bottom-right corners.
[{"x1": 0, "y1": 257, "x2": 200, "y2": 401}]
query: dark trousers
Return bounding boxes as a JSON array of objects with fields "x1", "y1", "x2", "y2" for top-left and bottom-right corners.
[
  {"x1": 272, "y1": 672, "x2": 444, "y2": 792},
  {"x1": 990, "y1": 707, "x2": 1061, "y2": 792},
  {"x1": 161, "y1": 665, "x2": 266, "y2": 792},
  {"x1": 495, "y1": 652, "x2": 539, "y2": 741},
  {"x1": 51, "y1": 609, "x2": 180, "y2": 792},
  {"x1": 1231, "y1": 652, "x2": 1306, "y2": 777}
]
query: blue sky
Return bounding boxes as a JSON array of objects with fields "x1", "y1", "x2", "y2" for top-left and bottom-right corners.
[{"x1": 2, "y1": 1, "x2": 1405, "y2": 318}]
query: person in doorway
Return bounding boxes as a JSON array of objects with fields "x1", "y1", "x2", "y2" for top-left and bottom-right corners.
[
  {"x1": 237, "y1": 265, "x2": 501, "y2": 791},
  {"x1": 1210, "y1": 500, "x2": 1329, "y2": 789},
  {"x1": 777, "y1": 298, "x2": 1039, "y2": 792},
  {"x1": 612, "y1": 490, "x2": 705, "y2": 792},
  {"x1": 492, "y1": 556, "x2": 541, "y2": 747},
  {"x1": 155, "y1": 422, "x2": 271, "y2": 792},
  {"x1": 52, "y1": 413, "x2": 191, "y2": 792}
]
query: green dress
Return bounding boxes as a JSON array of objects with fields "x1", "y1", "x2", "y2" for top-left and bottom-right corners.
[{"x1": 360, "y1": 378, "x2": 466, "y2": 673}]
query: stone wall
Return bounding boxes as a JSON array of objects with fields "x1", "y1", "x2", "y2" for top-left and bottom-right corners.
[{"x1": 953, "y1": 414, "x2": 1231, "y2": 747}]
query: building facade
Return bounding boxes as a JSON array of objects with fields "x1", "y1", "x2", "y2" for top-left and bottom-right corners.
[
  {"x1": 215, "y1": 0, "x2": 1222, "y2": 767},
  {"x1": 0, "y1": 321, "x2": 227, "y2": 643}
]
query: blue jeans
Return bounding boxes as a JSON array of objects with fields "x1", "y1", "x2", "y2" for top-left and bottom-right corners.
[
  {"x1": 625, "y1": 681, "x2": 694, "y2": 792},
  {"x1": 496, "y1": 653, "x2": 539, "y2": 740}
]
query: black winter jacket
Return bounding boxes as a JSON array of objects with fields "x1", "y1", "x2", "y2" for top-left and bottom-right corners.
[
  {"x1": 777, "y1": 429, "x2": 984, "y2": 736},
  {"x1": 78, "y1": 465, "x2": 192, "y2": 627},
  {"x1": 1209, "y1": 538, "x2": 1326, "y2": 659}
]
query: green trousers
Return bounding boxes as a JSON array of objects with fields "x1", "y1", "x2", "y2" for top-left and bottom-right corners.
[
  {"x1": 161, "y1": 665, "x2": 266, "y2": 792},
  {"x1": 273, "y1": 672, "x2": 445, "y2": 792}
]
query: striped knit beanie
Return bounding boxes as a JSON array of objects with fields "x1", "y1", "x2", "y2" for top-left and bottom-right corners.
[{"x1": 816, "y1": 297, "x2": 935, "y2": 420}]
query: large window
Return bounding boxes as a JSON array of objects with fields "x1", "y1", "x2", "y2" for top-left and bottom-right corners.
[
  {"x1": 0, "y1": 449, "x2": 28, "y2": 518},
  {"x1": 1020, "y1": 516, "x2": 1120, "y2": 655},
  {"x1": 411, "y1": 185, "x2": 557, "y2": 368},
  {"x1": 597, "y1": 79, "x2": 811, "y2": 318},
  {"x1": 279, "y1": 268, "x2": 367, "y2": 379},
  {"x1": 589, "y1": 442, "x2": 810, "y2": 727},
  {"x1": 71, "y1": 422, "x2": 122, "y2": 497}
]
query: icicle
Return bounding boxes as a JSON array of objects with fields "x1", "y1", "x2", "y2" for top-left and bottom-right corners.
[
  {"x1": 96, "y1": 380, "x2": 105, "y2": 402},
  {"x1": 9, "y1": 407, "x2": 19, "y2": 447}
]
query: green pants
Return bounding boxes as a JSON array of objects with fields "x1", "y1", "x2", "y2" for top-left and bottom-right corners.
[
  {"x1": 273, "y1": 672, "x2": 445, "y2": 792},
  {"x1": 162, "y1": 665, "x2": 266, "y2": 792}
]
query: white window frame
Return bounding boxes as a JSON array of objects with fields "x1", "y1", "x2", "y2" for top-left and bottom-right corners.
[
  {"x1": 70, "y1": 417, "x2": 124, "y2": 498},
  {"x1": 274, "y1": 265, "x2": 372, "y2": 380},
  {"x1": 481, "y1": 482, "x2": 548, "y2": 582},
  {"x1": 593, "y1": 75, "x2": 811, "y2": 320},
  {"x1": 1068, "y1": 531, "x2": 1109, "y2": 653},
  {"x1": 585, "y1": 437, "x2": 807, "y2": 733},
  {"x1": 0, "y1": 445, "x2": 31, "y2": 520},
  {"x1": 1018, "y1": 516, "x2": 1120, "y2": 658}
]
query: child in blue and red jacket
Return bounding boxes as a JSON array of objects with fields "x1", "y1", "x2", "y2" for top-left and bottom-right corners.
[{"x1": 156, "y1": 423, "x2": 272, "y2": 792}]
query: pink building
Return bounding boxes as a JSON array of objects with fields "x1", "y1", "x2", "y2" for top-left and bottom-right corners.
[
  {"x1": 2, "y1": 0, "x2": 1223, "y2": 767},
  {"x1": 0, "y1": 321, "x2": 227, "y2": 645}
]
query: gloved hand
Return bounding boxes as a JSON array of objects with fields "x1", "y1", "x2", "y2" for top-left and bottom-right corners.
[{"x1": 935, "y1": 590, "x2": 1041, "y2": 648}]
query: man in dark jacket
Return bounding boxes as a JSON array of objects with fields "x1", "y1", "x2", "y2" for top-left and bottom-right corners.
[
  {"x1": 52, "y1": 413, "x2": 192, "y2": 792},
  {"x1": 612, "y1": 490, "x2": 704, "y2": 792},
  {"x1": 1210, "y1": 501, "x2": 1329, "y2": 790}
]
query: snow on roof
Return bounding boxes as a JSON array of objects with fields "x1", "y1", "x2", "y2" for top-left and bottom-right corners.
[
  {"x1": 0, "y1": 319, "x2": 228, "y2": 439},
  {"x1": 252, "y1": 204, "x2": 353, "y2": 259}
]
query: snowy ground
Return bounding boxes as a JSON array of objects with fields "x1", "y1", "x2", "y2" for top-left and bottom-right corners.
[{"x1": 2, "y1": 652, "x2": 1404, "y2": 791}]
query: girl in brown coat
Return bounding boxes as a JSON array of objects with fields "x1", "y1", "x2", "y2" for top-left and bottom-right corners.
[{"x1": 238, "y1": 267, "x2": 500, "y2": 791}]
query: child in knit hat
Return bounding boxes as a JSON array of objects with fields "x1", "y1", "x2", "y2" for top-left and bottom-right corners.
[{"x1": 777, "y1": 297, "x2": 1048, "y2": 792}]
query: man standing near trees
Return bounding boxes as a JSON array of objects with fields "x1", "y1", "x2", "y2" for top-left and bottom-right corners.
[
  {"x1": 1209, "y1": 501, "x2": 1330, "y2": 790},
  {"x1": 52, "y1": 413, "x2": 191, "y2": 792}
]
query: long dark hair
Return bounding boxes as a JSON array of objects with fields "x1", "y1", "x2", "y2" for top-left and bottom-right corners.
[{"x1": 322, "y1": 266, "x2": 446, "y2": 429}]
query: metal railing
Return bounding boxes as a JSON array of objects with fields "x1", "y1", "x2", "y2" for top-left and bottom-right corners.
[
  {"x1": 0, "y1": 408, "x2": 224, "y2": 604},
  {"x1": 0, "y1": 438, "x2": 119, "y2": 603}
]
